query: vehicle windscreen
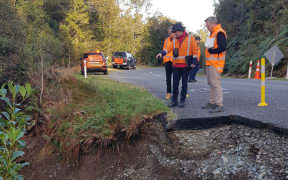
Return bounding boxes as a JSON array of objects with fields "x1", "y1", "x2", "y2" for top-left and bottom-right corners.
[
  {"x1": 84, "y1": 53, "x2": 102, "y2": 58},
  {"x1": 113, "y1": 52, "x2": 126, "y2": 57}
]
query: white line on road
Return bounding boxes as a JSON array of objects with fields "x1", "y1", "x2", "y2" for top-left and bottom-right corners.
[
  {"x1": 148, "y1": 72, "x2": 161, "y2": 77},
  {"x1": 189, "y1": 88, "x2": 231, "y2": 94},
  {"x1": 116, "y1": 77, "x2": 147, "y2": 80}
]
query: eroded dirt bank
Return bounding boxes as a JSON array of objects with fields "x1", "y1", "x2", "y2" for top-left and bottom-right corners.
[{"x1": 22, "y1": 114, "x2": 288, "y2": 180}]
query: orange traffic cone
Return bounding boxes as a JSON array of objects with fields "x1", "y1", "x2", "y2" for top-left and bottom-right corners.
[{"x1": 254, "y1": 59, "x2": 260, "y2": 79}]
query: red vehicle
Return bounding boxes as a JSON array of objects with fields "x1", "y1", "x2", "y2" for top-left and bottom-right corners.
[{"x1": 80, "y1": 51, "x2": 108, "y2": 75}]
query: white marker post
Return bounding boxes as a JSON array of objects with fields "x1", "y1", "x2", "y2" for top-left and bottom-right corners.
[
  {"x1": 84, "y1": 59, "x2": 87, "y2": 78},
  {"x1": 248, "y1": 61, "x2": 252, "y2": 79}
]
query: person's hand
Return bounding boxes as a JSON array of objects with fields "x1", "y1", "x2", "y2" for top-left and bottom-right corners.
[
  {"x1": 208, "y1": 48, "x2": 214, "y2": 54},
  {"x1": 191, "y1": 64, "x2": 196, "y2": 68},
  {"x1": 156, "y1": 53, "x2": 162, "y2": 59}
]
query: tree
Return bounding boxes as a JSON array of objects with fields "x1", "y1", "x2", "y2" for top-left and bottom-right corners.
[
  {"x1": 214, "y1": 0, "x2": 288, "y2": 75},
  {"x1": 59, "y1": 0, "x2": 92, "y2": 63}
]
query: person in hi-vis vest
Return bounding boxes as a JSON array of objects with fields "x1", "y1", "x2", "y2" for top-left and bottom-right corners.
[
  {"x1": 202, "y1": 16, "x2": 227, "y2": 113},
  {"x1": 188, "y1": 36, "x2": 201, "y2": 82},
  {"x1": 163, "y1": 26, "x2": 175, "y2": 100},
  {"x1": 156, "y1": 23, "x2": 198, "y2": 108}
]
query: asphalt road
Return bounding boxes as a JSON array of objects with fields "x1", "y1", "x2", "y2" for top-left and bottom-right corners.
[{"x1": 109, "y1": 67, "x2": 288, "y2": 129}]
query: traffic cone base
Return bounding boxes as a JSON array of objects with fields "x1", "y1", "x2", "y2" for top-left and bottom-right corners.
[{"x1": 254, "y1": 60, "x2": 260, "y2": 79}]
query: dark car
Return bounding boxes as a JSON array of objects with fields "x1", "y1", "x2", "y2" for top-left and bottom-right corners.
[
  {"x1": 112, "y1": 52, "x2": 136, "y2": 69},
  {"x1": 80, "y1": 51, "x2": 108, "y2": 75}
]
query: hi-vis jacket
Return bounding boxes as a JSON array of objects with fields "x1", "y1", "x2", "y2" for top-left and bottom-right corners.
[
  {"x1": 163, "y1": 34, "x2": 198, "y2": 65},
  {"x1": 197, "y1": 45, "x2": 201, "y2": 62},
  {"x1": 205, "y1": 24, "x2": 227, "y2": 73},
  {"x1": 163, "y1": 37, "x2": 173, "y2": 63}
]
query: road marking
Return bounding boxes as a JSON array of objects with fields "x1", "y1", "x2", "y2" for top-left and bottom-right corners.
[
  {"x1": 189, "y1": 88, "x2": 210, "y2": 93},
  {"x1": 117, "y1": 77, "x2": 147, "y2": 80},
  {"x1": 189, "y1": 88, "x2": 231, "y2": 94},
  {"x1": 148, "y1": 72, "x2": 161, "y2": 77}
]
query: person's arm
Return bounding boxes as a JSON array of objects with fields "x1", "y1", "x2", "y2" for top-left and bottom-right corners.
[
  {"x1": 208, "y1": 32, "x2": 227, "y2": 54},
  {"x1": 157, "y1": 38, "x2": 174, "y2": 58},
  {"x1": 197, "y1": 47, "x2": 201, "y2": 62},
  {"x1": 190, "y1": 36, "x2": 198, "y2": 66}
]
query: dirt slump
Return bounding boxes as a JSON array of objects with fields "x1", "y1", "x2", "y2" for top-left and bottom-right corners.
[{"x1": 22, "y1": 114, "x2": 288, "y2": 180}]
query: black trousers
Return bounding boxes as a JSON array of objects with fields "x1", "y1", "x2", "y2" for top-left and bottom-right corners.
[
  {"x1": 165, "y1": 61, "x2": 173, "y2": 94},
  {"x1": 172, "y1": 67, "x2": 189, "y2": 102},
  {"x1": 189, "y1": 63, "x2": 200, "y2": 81}
]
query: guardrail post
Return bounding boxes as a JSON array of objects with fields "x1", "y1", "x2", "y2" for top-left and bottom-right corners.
[
  {"x1": 84, "y1": 59, "x2": 87, "y2": 79},
  {"x1": 258, "y1": 58, "x2": 268, "y2": 107}
]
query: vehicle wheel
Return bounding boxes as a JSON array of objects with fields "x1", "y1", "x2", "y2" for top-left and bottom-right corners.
[
  {"x1": 104, "y1": 71, "x2": 108, "y2": 75},
  {"x1": 113, "y1": 65, "x2": 117, "y2": 68}
]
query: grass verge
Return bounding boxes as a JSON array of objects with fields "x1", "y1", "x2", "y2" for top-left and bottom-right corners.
[{"x1": 47, "y1": 73, "x2": 169, "y2": 159}]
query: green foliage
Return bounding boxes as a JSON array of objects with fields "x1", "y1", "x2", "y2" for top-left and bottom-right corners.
[
  {"x1": 0, "y1": 0, "x2": 176, "y2": 86},
  {"x1": 0, "y1": 81, "x2": 32, "y2": 180},
  {"x1": 215, "y1": 0, "x2": 288, "y2": 75},
  {"x1": 51, "y1": 75, "x2": 169, "y2": 141},
  {"x1": 138, "y1": 15, "x2": 176, "y2": 65}
]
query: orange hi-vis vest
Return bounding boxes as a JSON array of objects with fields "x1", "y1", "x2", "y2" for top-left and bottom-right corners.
[
  {"x1": 205, "y1": 24, "x2": 227, "y2": 73},
  {"x1": 164, "y1": 34, "x2": 198, "y2": 65},
  {"x1": 197, "y1": 45, "x2": 201, "y2": 62},
  {"x1": 163, "y1": 37, "x2": 173, "y2": 63}
]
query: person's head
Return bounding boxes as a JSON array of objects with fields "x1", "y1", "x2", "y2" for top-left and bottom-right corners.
[
  {"x1": 168, "y1": 26, "x2": 175, "y2": 38},
  {"x1": 171, "y1": 23, "x2": 185, "y2": 38},
  {"x1": 195, "y1": 36, "x2": 201, "y2": 44},
  {"x1": 205, "y1": 16, "x2": 217, "y2": 33}
]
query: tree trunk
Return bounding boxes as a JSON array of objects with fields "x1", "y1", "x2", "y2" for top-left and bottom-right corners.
[
  {"x1": 40, "y1": 54, "x2": 44, "y2": 104},
  {"x1": 68, "y1": 53, "x2": 71, "y2": 68}
]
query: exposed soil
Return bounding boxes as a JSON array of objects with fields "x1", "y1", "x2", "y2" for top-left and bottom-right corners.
[{"x1": 21, "y1": 114, "x2": 288, "y2": 180}]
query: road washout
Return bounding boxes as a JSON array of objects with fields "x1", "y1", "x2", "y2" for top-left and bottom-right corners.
[{"x1": 22, "y1": 113, "x2": 288, "y2": 180}]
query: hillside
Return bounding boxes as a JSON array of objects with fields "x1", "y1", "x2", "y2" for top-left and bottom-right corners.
[
  {"x1": 215, "y1": 0, "x2": 288, "y2": 77},
  {"x1": 0, "y1": 0, "x2": 175, "y2": 85}
]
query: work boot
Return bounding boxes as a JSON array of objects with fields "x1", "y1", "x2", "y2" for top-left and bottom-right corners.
[
  {"x1": 178, "y1": 101, "x2": 185, "y2": 108},
  {"x1": 202, "y1": 103, "x2": 216, "y2": 109},
  {"x1": 209, "y1": 105, "x2": 224, "y2": 113},
  {"x1": 168, "y1": 101, "x2": 178, "y2": 108},
  {"x1": 165, "y1": 93, "x2": 172, "y2": 100}
]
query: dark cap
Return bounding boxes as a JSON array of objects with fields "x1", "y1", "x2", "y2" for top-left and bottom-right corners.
[
  {"x1": 171, "y1": 23, "x2": 185, "y2": 33},
  {"x1": 195, "y1": 36, "x2": 201, "y2": 41}
]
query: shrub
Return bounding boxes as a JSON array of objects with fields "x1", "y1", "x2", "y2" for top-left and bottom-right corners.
[{"x1": 0, "y1": 81, "x2": 33, "y2": 180}]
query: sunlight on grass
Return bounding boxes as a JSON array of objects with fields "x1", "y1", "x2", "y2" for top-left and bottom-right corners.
[{"x1": 51, "y1": 74, "x2": 169, "y2": 143}]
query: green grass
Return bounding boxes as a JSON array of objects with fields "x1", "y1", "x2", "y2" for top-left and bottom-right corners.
[{"x1": 50, "y1": 74, "x2": 169, "y2": 144}]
